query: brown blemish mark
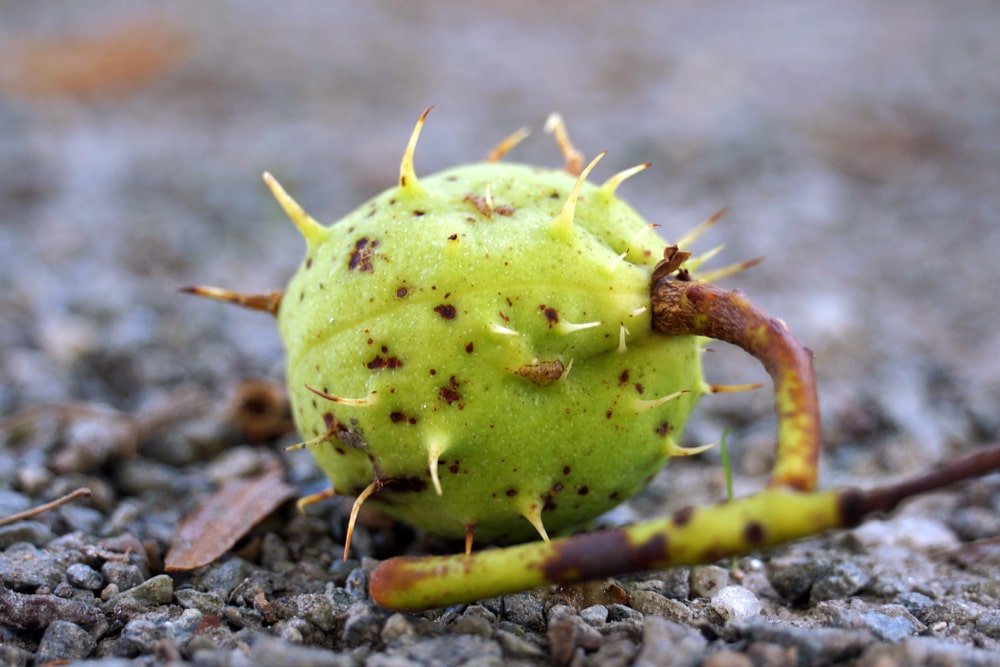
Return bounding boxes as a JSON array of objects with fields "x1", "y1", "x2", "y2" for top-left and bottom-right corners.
[
  {"x1": 539, "y1": 530, "x2": 669, "y2": 584},
  {"x1": 465, "y1": 342, "x2": 474, "y2": 353},
  {"x1": 448, "y1": 233, "x2": 459, "y2": 241},
  {"x1": 744, "y1": 521, "x2": 765, "y2": 546},
  {"x1": 577, "y1": 486, "x2": 589, "y2": 496},
  {"x1": 413, "y1": 210, "x2": 425, "y2": 216},
  {"x1": 305, "y1": 257, "x2": 313, "y2": 269},
  {"x1": 515, "y1": 359, "x2": 565, "y2": 386},
  {"x1": 439, "y1": 376, "x2": 461, "y2": 405},
  {"x1": 434, "y1": 304, "x2": 457, "y2": 320},
  {"x1": 396, "y1": 286, "x2": 409, "y2": 298},
  {"x1": 672, "y1": 505, "x2": 694, "y2": 527},
  {"x1": 634, "y1": 383, "x2": 645, "y2": 395},
  {"x1": 366, "y1": 353, "x2": 403, "y2": 370},
  {"x1": 618, "y1": 369, "x2": 630, "y2": 385},
  {"x1": 505, "y1": 488, "x2": 518, "y2": 497},
  {"x1": 539, "y1": 305, "x2": 559, "y2": 326},
  {"x1": 348, "y1": 237, "x2": 379, "y2": 272},
  {"x1": 563, "y1": 466, "x2": 571, "y2": 475},
  {"x1": 655, "y1": 422, "x2": 673, "y2": 437}
]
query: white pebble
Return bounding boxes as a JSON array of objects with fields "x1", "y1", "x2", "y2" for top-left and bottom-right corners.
[{"x1": 711, "y1": 585, "x2": 762, "y2": 622}]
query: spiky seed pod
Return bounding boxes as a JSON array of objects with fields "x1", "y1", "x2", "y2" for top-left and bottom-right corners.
[
  {"x1": 187, "y1": 110, "x2": 1000, "y2": 612},
  {"x1": 275, "y1": 111, "x2": 712, "y2": 547}
]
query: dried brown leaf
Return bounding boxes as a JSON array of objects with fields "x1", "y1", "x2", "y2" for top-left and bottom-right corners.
[{"x1": 164, "y1": 469, "x2": 296, "y2": 572}]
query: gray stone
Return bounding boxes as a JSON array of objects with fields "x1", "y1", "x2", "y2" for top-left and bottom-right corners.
[
  {"x1": 67, "y1": 562, "x2": 104, "y2": 590},
  {"x1": 607, "y1": 603, "x2": 644, "y2": 623},
  {"x1": 342, "y1": 601, "x2": 385, "y2": 648},
  {"x1": 892, "y1": 591, "x2": 935, "y2": 619},
  {"x1": 293, "y1": 592, "x2": 349, "y2": 632},
  {"x1": 690, "y1": 565, "x2": 729, "y2": 599},
  {"x1": 175, "y1": 588, "x2": 226, "y2": 616},
  {"x1": 494, "y1": 628, "x2": 546, "y2": 660},
  {"x1": 0, "y1": 490, "x2": 31, "y2": 517},
  {"x1": 35, "y1": 620, "x2": 97, "y2": 663},
  {"x1": 0, "y1": 643, "x2": 32, "y2": 667},
  {"x1": 392, "y1": 634, "x2": 503, "y2": 667},
  {"x1": 974, "y1": 610, "x2": 1000, "y2": 638},
  {"x1": 578, "y1": 604, "x2": 608, "y2": 627},
  {"x1": 250, "y1": 635, "x2": 357, "y2": 666},
  {"x1": 766, "y1": 552, "x2": 831, "y2": 602},
  {"x1": 584, "y1": 638, "x2": 638, "y2": 667},
  {"x1": 819, "y1": 601, "x2": 925, "y2": 642},
  {"x1": 101, "y1": 561, "x2": 144, "y2": 591},
  {"x1": 500, "y1": 592, "x2": 545, "y2": 632},
  {"x1": 634, "y1": 616, "x2": 707, "y2": 667},
  {"x1": 858, "y1": 636, "x2": 1000, "y2": 667},
  {"x1": 809, "y1": 560, "x2": 871, "y2": 603},
  {"x1": 344, "y1": 566, "x2": 368, "y2": 600},
  {"x1": 381, "y1": 613, "x2": 416, "y2": 644},
  {"x1": 0, "y1": 544, "x2": 64, "y2": 589},
  {"x1": 194, "y1": 557, "x2": 259, "y2": 598},
  {"x1": 103, "y1": 574, "x2": 174, "y2": 615},
  {"x1": 547, "y1": 607, "x2": 603, "y2": 664},
  {"x1": 629, "y1": 589, "x2": 692, "y2": 623},
  {"x1": 58, "y1": 503, "x2": 105, "y2": 534},
  {"x1": 0, "y1": 521, "x2": 56, "y2": 548},
  {"x1": 449, "y1": 604, "x2": 495, "y2": 638}
]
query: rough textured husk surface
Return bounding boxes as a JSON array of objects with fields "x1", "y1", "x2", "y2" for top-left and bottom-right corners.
[{"x1": 1, "y1": 2, "x2": 999, "y2": 666}]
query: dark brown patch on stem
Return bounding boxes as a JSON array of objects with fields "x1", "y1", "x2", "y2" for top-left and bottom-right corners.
[{"x1": 539, "y1": 530, "x2": 669, "y2": 584}]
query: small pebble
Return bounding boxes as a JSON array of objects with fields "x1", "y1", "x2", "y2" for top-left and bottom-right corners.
[
  {"x1": 344, "y1": 566, "x2": 368, "y2": 600},
  {"x1": 849, "y1": 517, "x2": 959, "y2": 551},
  {"x1": 102, "y1": 561, "x2": 144, "y2": 590},
  {"x1": 547, "y1": 608, "x2": 603, "y2": 664},
  {"x1": 501, "y1": 592, "x2": 545, "y2": 632},
  {"x1": 249, "y1": 635, "x2": 353, "y2": 667},
  {"x1": 809, "y1": 560, "x2": 870, "y2": 603},
  {"x1": 579, "y1": 604, "x2": 608, "y2": 627},
  {"x1": 974, "y1": 610, "x2": 1000, "y2": 639},
  {"x1": 0, "y1": 544, "x2": 64, "y2": 589},
  {"x1": 690, "y1": 565, "x2": 729, "y2": 599},
  {"x1": 607, "y1": 603, "x2": 644, "y2": 623},
  {"x1": 341, "y1": 602, "x2": 384, "y2": 648},
  {"x1": 66, "y1": 562, "x2": 104, "y2": 590},
  {"x1": 103, "y1": 574, "x2": 174, "y2": 614},
  {"x1": 495, "y1": 628, "x2": 547, "y2": 660},
  {"x1": 629, "y1": 590, "x2": 692, "y2": 623},
  {"x1": 449, "y1": 604, "x2": 495, "y2": 637},
  {"x1": 712, "y1": 586, "x2": 762, "y2": 622},
  {"x1": 380, "y1": 613, "x2": 416, "y2": 643},
  {"x1": 0, "y1": 521, "x2": 55, "y2": 548},
  {"x1": 0, "y1": 489, "x2": 31, "y2": 517},
  {"x1": 174, "y1": 589, "x2": 226, "y2": 616},
  {"x1": 35, "y1": 620, "x2": 97, "y2": 663},
  {"x1": 293, "y1": 593, "x2": 343, "y2": 632},
  {"x1": 634, "y1": 616, "x2": 707, "y2": 667},
  {"x1": 766, "y1": 552, "x2": 831, "y2": 602}
]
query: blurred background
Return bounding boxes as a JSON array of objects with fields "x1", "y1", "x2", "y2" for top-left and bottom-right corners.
[{"x1": 2, "y1": 1, "x2": 999, "y2": 484}]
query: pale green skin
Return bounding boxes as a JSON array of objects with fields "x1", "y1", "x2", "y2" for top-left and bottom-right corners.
[{"x1": 277, "y1": 161, "x2": 704, "y2": 543}]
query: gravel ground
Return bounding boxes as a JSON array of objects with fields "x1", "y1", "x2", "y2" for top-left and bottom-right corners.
[{"x1": 2, "y1": 2, "x2": 1000, "y2": 665}]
